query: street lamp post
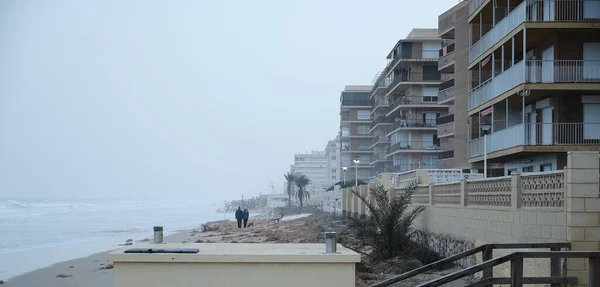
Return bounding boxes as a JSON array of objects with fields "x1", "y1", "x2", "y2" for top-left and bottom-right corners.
[
  {"x1": 480, "y1": 124, "x2": 492, "y2": 178},
  {"x1": 342, "y1": 166, "x2": 348, "y2": 186},
  {"x1": 353, "y1": 158, "x2": 360, "y2": 186}
]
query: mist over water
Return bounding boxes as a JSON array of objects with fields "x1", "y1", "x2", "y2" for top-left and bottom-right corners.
[{"x1": 0, "y1": 198, "x2": 226, "y2": 279}]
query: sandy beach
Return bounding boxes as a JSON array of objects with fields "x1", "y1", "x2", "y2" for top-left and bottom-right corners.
[{"x1": 4, "y1": 212, "x2": 464, "y2": 287}]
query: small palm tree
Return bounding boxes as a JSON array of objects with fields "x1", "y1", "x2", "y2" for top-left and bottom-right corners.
[
  {"x1": 348, "y1": 182, "x2": 425, "y2": 260},
  {"x1": 283, "y1": 172, "x2": 297, "y2": 207},
  {"x1": 294, "y1": 174, "x2": 311, "y2": 213}
]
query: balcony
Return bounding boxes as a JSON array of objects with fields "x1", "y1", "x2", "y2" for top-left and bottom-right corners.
[
  {"x1": 386, "y1": 141, "x2": 441, "y2": 155},
  {"x1": 390, "y1": 119, "x2": 438, "y2": 133},
  {"x1": 371, "y1": 134, "x2": 389, "y2": 146},
  {"x1": 371, "y1": 98, "x2": 389, "y2": 111},
  {"x1": 371, "y1": 76, "x2": 392, "y2": 95},
  {"x1": 439, "y1": 150, "x2": 454, "y2": 160},
  {"x1": 387, "y1": 95, "x2": 441, "y2": 116},
  {"x1": 438, "y1": 117, "x2": 455, "y2": 138},
  {"x1": 370, "y1": 116, "x2": 394, "y2": 130},
  {"x1": 438, "y1": 86, "x2": 455, "y2": 104},
  {"x1": 470, "y1": 0, "x2": 600, "y2": 64},
  {"x1": 469, "y1": 60, "x2": 600, "y2": 110},
  {"x1": 438, "y1": 114, "x2": 454, "y2": 125},
  {"x1": 387, "y1": 50, "x2": 441, "y2": 72},
  {"x1": 469, "y1": 122, "x2": 600, "y2": 158},
  {"x1": 370, "y1": 154, "x2": 391, "y2": 164},
  {"x1": 341, "y1": 100, "x2": 372, "y2": 107},
  {"x1": 386, "y1": 164, "x2": 414, "y2": 173},
  {"x1": 341, "y1": 145, "x2": 373, "y2": 153},
  {"x1": 469, "y1": 0, "x2": 487, "y2": 16},
  {"x1": 438, "y1": 44, "x2": 455, "y2": 72},
  {"x1": 386, "y1": 72, "x2": 442, "y2": 96},
  {"x1": 341, "y1": 115, "x2": 371, "y2": 122}
]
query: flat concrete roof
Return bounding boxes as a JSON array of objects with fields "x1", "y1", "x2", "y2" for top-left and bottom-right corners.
[
  {"x1": 343, "y1": 85, "x2": 372, "y2": 92},
  {"x1": 110, "y1": 243, "x2": 361, "y2": 263}
]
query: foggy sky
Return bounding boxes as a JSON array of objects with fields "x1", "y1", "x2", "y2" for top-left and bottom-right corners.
[{"x1": 0, "y1": 0, "x2": 454, "y2": 201}]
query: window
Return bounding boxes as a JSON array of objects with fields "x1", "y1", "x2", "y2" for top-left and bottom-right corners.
[
  {"x1": 540, "y1": 164, "x2": 552, "y2": 172},
  {"x1": 507, "y1": 168, "x2": 518, "y2": 175},
  {"x1": 358, "y1": 139, "x2": 371, "y2": 150},
  {"x1": 331, "y1": 168, "x2": 336, "y2": 173},
  {"x1": 523, "y1": 166, "x2": 534, "y2": 173},
  {"x1": 331, "y1": 156, "x2": 336, "y2": 160},
  {"x1": 423, "y1": 112, "x2": 439, "y2": 125},
  {"x1": 422, "y1": 87, "x2": 438, "y2": 102},
  {"x1": 357, "y1": 110, "x2": 370, "y2": 120},
  {"x1": 422, "y1": 155, "x2": 438, "y2": 169},
  {"x1": 331, "y1": 175, "x2": 336, "y2": 179},
  {"x1": 341, "y1": 128, "x2": 350, "y2": 136},
  {"x1": 357, "y1": 125, "x2": 370, "y2": 135}
]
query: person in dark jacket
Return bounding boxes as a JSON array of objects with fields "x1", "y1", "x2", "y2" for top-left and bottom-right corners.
[
  {"x1": 235, "y1": 206, "x2": 243, "y2": 228},
  {"x1": 242, "y1": 208, "x2": 250, "y2": 228}
]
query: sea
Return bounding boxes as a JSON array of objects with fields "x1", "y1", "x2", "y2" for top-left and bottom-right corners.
[{"x1": 0, "y1": 198, "x2": 230, "y2": 280}]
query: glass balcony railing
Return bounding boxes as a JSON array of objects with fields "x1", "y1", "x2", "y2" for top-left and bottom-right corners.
[
  {"x1": 392, "y1": 119, "x2": 438, "y2": 130},
  {"x1": 386, "y1": 141, "x2": 441, "y2": 154}
]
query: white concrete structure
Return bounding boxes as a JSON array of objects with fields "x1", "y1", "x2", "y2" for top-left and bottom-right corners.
[
  {"x1": 110, "y1": 243, "x2": 360, "y2": 287},
  {"x1": 265, "y1": 194, "x2": 288, "y2": 208},
  {"x1": 325, "y1": 136, "x2": 341, "y2": 187}
]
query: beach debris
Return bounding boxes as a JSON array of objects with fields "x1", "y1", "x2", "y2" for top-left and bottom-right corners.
[
  {"x1": 56, "y1": 274, "x2": 72, "y2": 278},
  {"x1": 0, "y1": 279, "x2": 4, "y2": 284},
  {"x1": 230, "y1": 240, "x2": 238, "y2": 243},
  {"x1": 69, "y1": 266, "x2": 74, "y2": 268},
  {"x1": 201, "y1": 224, "x2": 219, "y2": 232},
  {"x1": 195, "y1": 240, "x2": 204, "y2": 243},
  {"x1": 126, "y1": 239, "x2": 133, "y2": 243},
  {"x1": 141, "y1": 238, "x2": 150, "y2": 242},
  {"x1": 99, "y1": 263, "x2": 114, "y2": 270}
]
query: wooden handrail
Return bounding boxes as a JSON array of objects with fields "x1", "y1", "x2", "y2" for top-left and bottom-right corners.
[
  {"x1": 369, "y1": 242, "x2": 571, "y2": 287},
  {"x1": 417, "y1": 251, "x2": 600, "y2": 287}
]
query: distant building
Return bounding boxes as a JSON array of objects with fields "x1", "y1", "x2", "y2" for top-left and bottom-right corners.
[
  {"x1": 291, "y1": 150, "x2": 328, "y2": 193},
  {"x1": 325, "y1": 136, "x2": 341, "y2": 187},
  {"x1": 339, "y1": 85, "x2": 374, "y2": 181}
]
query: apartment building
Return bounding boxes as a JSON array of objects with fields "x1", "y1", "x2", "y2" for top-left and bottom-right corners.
[
  {"x1": 325, "y1": 136, "x2": 341, "y2": 186},
  {"x1": 291, "y1": 151, "x2": 328, "y2": 193},
  {"x1": 370, "y1": 73, "x2": 394, "y2": 175},
  {"x1": 376, "y1": 29, "x2": 446, "y2": 173},
  {"x1": 339, "y1": 85, "x2": 373, "y2": 181},
  {"x1": 437, "y1": 1, "x2": 473, "y2": 171},
  {"x1": 467, "y1": 0, "x2": 600, "y2": 175}
]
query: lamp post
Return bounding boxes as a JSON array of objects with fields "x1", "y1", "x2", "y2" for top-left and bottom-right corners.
[
  {"x1": 480, "y1": 123, "x2": 492, "y2": 178},
  {"x1": 353, "y1": 158, "x2": 360, "y2": 186},
  {"x1": 342, "y1": 166, "x2": 348, "y2": 186}
]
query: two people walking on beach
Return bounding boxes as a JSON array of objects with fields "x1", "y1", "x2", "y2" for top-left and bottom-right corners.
[{"x1": 235, "y1": 206, "x2": 250, "y2": 228}]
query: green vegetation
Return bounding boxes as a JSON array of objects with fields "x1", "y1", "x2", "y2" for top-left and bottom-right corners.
[
  {"x1": 283, "y1": 172, "x2": 297, "y2": 207},
  {"x1": 294, "y1": 174, "x2": 311, "y2": 213},
  {"x1": 347, "y1": 182, "x2": 425, "y2": 260}
]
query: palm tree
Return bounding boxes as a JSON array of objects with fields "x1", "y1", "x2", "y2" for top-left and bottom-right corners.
[
  {"x1": 283, "y1": 172, "x2": 297, "y2": 207},
  {"x1": 294, "y1": 174, "x2": 311, "y2": 213}
]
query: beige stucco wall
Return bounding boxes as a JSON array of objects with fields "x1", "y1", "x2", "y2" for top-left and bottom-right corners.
[{"x1": 110, "y1": 243, "x2": 360, "y2": 287}]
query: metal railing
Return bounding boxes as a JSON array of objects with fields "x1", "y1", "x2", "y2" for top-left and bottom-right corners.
[
  {"x1": 371, "y1": 98, "x2": 388, "y2": 110},
  {"x1": 438, "y1": 78, "x2": 454, "y2": 91},
  {"x1": 341, "y1": 100, "x2": 371, "y2": 107},
  {"x1": 527, "y1": 60, "x2": 600, "y2": 83},
  {"x1": 371, "y1": 134, "x2": 388, "y2": 145},
  {"x1": 392, "y1": 119, "x2": 438, "y2": 130},
  {"x1": 439, "y1": 43, "x2": 455, "y2": 57},
  {"x1": 371, "y1": 243, "x2": 572, "y2": 287},
  {"x1": 340, "y1": 115, "x2": 371, "y2": 122},
  {"x1": 370, "y1": 116, "x2": 394, "y2": 129},
  {"x1": 469, "y1": 0, "x2": 488, "y2": 15},
  {"x1": 387, "y1": 72, "x2": 442, "y2": 95},
  {"x1": 439, "y1": 150, "x2": 454, "y2": 159},
  {"x1": 388, "y1": 95, "x2": 439, "y2": 115},
  {"x1": 469, "y1": 122, "x2": 600, "y2": 157},
  {"x1": 387, "y1": 141, "x2": 441, "y2": 154},
  {"x1": 437, "y1": 114, "x2": 454, "y2": 125},
  {"x1": 471, "y1": 0, "x2": 600, "y2": 63},
  {"x1": 468, "y1": 60, "x2": 524, "y2": 110}
]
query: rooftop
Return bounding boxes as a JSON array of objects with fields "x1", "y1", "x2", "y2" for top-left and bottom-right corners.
[{"x1": 343, "y1": 85, "x2": 372, "y2": 92}]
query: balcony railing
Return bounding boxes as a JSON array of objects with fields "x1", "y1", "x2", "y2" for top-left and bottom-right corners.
[
  {"x1": 469, "y1": 122, "x2": 600, "y2": 157},
  {"x1": 372, "y1": 134, "x2": 389, "y2": 145},
  {"x1": 471, "y1": 0, "x2": 600, "y2": 63},
  {"x1": 341, "y1": 100, "x2": 372, "y2": 107},
  {"x1": 438, "y1": 114, "x2": 454, "y2": 125},
  {"x1": 439, "y1": 43, "x2": 455, "y2": 57},
  {"x1": 470, "y1": 1, "x2": 526, "y2": 63},
  {"x1": 371, "y1": 116, "x2": 394, "y2": 129},
  {"x1": 469, "y1": 60, "x2": 600, "y2": 110},
  {"x1": 438, "y1": 86, "x2": 455, "y2": 103},
  {"x1": 387, "y1": 72, "x2": 442, "y2": 95},
  {"x1": 439, "y1": 78, "x2": 455, "y2": 91},
  {"x1": 386, "y1": 164, "x2": 414, "y2": 173},
  {"x1": 469, "y1": 0, "x2": 487, "y2": 15},
  {"x1": 439, "y1": 150, "x2": 454, "y2": 160},
  {"x1": 392, "y1": 119, "x2": 438, "y2": 130},
  {"x1": 387, "y1": 50, "x2": 441, "y2": 71},
  {"x1": 341, "y1": 115, "x2": 371, "y2": 122},
  {"x1": 371, "y1": 98, "x2": 389, "y2": 110},
  {"x1": 388, "y1": 95, "x2": 440, "y2": 114},
  {"x1": 527, "y1": 60, "x2": 600, "y2": 83},
  {"x1": 387, "y1": 141, "x2": 441, "y2": 154},
  {"x1": 468, "y1": 60, "x2": 524, "y2": 110}
]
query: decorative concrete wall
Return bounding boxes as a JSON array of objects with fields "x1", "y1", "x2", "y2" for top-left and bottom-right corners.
[{"x1": 342, "y1": 151, "x2": 600, "y2": 286}]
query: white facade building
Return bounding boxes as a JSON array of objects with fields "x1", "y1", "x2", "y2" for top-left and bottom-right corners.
[
  {"x1": 325, "y1": 136, "x2": 341, "y2": 187},
  {"x1": 291, "y1": 150, "x2": 328, "y2": 193}
]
